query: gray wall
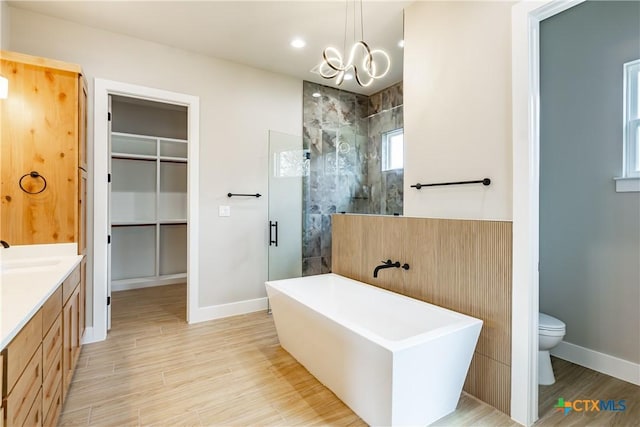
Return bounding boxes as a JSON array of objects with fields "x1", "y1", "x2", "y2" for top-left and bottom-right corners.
[{"x1": 540, "y1": 1, "x2": 640, "y2": 364}]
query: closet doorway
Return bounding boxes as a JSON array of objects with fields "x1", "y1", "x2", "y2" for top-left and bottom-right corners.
[
  {"x1": 93, "y1": 79, "x2": 200, "y2": 343},
  {"x1": 108, "y1": 96, "x2": 188, "y2": 329}
]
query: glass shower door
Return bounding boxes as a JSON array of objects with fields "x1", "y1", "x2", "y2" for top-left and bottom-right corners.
[{"x1": 268, "y1": 131, "x2": 303, "y2": 281}]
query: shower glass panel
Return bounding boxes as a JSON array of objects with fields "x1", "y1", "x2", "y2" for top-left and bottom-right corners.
[{"x1": 268, "y1": 131, "x2": 304, "y2": 281}]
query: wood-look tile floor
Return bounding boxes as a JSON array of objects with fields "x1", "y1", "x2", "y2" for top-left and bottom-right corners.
[
  {"x1": 536, "y1": 357, "x2": 640, "y2": 426},
  {"x1": 58, "y1": 284, "x2": 634, "y2": 427}
]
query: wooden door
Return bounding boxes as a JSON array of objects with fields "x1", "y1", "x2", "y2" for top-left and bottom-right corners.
[
  {"x1": 62, "y1": 286, "x2": 79, "y2": 403},
  {"x1": 79, "y1": 258, "x2": 86, "y2": 341},
  {"x1": 78, "y1": 75, "x2": 88, "y2": 172},
  {"x1": 0, "y1": 55, "x2": 79, "y2": 245},
  {"x1": 78, "y1": 169, "x2": 87, "y2": 255}
]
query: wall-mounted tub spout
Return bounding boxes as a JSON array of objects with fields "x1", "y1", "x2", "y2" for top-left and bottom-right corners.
[{"x1": 373, "y1": 260, "x2": 400, "y2": 278}]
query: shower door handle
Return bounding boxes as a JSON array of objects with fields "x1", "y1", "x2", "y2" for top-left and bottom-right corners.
[{"x1": 269, "y1": 221, "x2": 278, "y2": 247}]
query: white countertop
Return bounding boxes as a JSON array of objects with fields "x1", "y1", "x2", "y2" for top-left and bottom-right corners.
[{"x1": 1, "y1": 243, "x2": 83, "y2": 349}]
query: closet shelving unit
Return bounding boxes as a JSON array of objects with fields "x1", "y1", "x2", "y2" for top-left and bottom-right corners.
[{"x1": 110, "y1": 132, "x2": 187, "y2": 290}]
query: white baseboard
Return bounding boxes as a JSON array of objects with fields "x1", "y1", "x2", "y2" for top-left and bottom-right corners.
[
  {"x1": 188, "y1": 297, "x2": 268, "y2": 324},
  {"x1": 81, "y1": 326, "x2": 100, "y2": 344},
  {"x1": 551, "y1": 341, "x2": 640, "y2": 386},
  {"x1": 112, "y1": 277, "x2": 186, "y2": 292}
]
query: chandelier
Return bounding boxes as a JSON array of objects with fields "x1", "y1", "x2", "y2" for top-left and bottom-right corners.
[{"x1": 318, "y1": 0, "x2": 391, "y2": 87}]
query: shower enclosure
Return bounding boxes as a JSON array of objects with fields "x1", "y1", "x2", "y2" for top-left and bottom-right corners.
[
  {"x1": 300, "y1": 81, "x2": 404, "y2": 276},
  {"x1": 267, "y1": 82, "x2": 404, "y2": 280},
  {"x1": 267, "y1": 130, "x2": 304, "y2": 281}
]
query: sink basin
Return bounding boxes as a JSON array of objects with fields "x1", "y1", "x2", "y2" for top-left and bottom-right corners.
[{"x1": 1, "y1": 258, "x2": 62, "y2": 273}]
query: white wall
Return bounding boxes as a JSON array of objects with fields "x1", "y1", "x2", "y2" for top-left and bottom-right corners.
[
  {"x1": 0, "y1": 0, "x2": 9, "y2": 49},
  {"x1": 8, "y1": 7, "x2": 302, "y2": 323},
  {"x1": 403, "y1": 1, "x2": 513, "y2": 220}
]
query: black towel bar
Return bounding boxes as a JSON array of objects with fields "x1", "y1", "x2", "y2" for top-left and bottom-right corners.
[
  {"x1": 411, "y1": 178, "x2": 491, "y2": 190},
  {"x1": 227, "y1": 192, "x2": 262, "y2": 198}
]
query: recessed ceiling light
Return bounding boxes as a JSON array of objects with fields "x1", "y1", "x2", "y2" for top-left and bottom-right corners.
[
  {"x1": 290, "y1": 38, "x2": 306, "y2": 48},
  {"x1": 398, "y1": 40, "x2": 405, "y2": 48},
  {"x1": 344, "y1": 73, "x2": 354, "y2": 81},
  {"x1": 312, "y1": 92, "x2": 321, "y2": 98}
]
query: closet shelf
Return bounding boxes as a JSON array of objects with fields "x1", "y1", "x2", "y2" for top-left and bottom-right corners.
[
  {"x1": 159, "y1": 156, "x2": 188, "y2": 163},
  {"x1": 110, "y1": 126, "x2": 188, "y2": 287},
  {"x1": 112, "y1": 152, "x2": 157, "y2": 161},
  {"x1": 112, "y1": 220, "x2": 187, "y2": 227}
]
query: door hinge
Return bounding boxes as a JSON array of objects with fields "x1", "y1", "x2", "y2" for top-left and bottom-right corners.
[
  {"x1": 108, "y1": 235, "x2": 111, "y2": 244},
  {"x1": 107, "y1": 296, "x2": 111, "y2": 306},
  {"x1": 108, "y1": 112, "x2": 112, "y2": 121},
  {"x1": 108, "y1": 173, "x2": 111, "y2": 183}
]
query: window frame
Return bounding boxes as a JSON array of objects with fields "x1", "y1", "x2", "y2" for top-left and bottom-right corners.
[
  {"x1": 616, "y1": 59, "x2": 640, "y2": 192},
  {"x1": 381, "y1": 128, "x2": 404, "y2": 172}
]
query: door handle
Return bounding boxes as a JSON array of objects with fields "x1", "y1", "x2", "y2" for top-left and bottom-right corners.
[{"x1": 269, "y1": 221, "x2": 278, "y2": 247}]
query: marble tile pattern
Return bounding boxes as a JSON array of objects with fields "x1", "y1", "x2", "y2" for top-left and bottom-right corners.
[{"x1": 302, "y1": 81, "x2": 404, "y2": 276}]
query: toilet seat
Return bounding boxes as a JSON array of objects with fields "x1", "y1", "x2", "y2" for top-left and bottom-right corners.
[{"x1": 539, "y1": 313, "x2": 565, "y2": 335}]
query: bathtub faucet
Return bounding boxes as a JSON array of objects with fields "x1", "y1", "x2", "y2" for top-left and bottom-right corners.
[{"x1": 374, "y1": 260, "x2": 400, "y2": 278}]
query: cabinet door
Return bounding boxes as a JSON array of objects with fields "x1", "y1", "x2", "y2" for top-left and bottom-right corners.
[
  {"x1": 78, "y1": 169, "x2": 87, "y2": 256},
  {"x1": 62, "y1": 286, "x2": 79, "y2": 403},
  {"x1": 80, "y1": 258, "x2": 86, "y2": 340},
  {"x1": 0, "y1": 58, "x2": 79, "y2": 245},
  {"x1": 78, "y1": 75, "x2": 88, "y2": 172}
]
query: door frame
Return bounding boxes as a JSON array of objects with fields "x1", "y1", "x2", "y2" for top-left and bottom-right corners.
[
  {"x1": 511, "y1": 0, "x2": 585, "y2": 425},
  {"x1": 92, "y1": 78, "x2": 200, "y2": 342}
]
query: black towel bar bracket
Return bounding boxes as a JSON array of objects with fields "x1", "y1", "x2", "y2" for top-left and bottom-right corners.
[
  {"x1": 411, "y1": 178, "x2": 491, "y2": 190},
  {"x1": 227, "y1": 192, "x2": 262, "y2": 198}
]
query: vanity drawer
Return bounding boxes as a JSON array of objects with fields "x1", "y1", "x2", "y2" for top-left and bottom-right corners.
[
  {"x1": 5, "y1": 345, "x2": 42, "y2": 427},
  {"x1": 5, "y1": 311, "x2": 42, "y2": 393},
  {"x1": 42, "y1": 287, "x2": 62, "y2": 336},
  {"x1": 42, "y1": 385, "x2": 61, "y2": 427},
  {"x1": 42, "y1": 316, "x2": 62, "y2": 375},
  {"x1": 62, "y1": 265, "x2": 81, "y2": 304},
  {"x1": 23, "y1": 389, "x2": 42, "y2": 427},
  {"x1": 42, "y1": 349, "x2": 61, "y2": 421}
]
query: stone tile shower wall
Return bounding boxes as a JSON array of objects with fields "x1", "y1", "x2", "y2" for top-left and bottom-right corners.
[
  {"x1": 302, "y1": 81, "x2": 404, "y2": 276},
  {"x1": 367, "y1": 83, "x2": 404, "y2": 216}
]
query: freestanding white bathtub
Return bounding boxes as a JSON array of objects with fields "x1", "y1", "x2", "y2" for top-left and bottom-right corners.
[{"x1": 265, "y1": 273, "x2": 482, "y2": 426}]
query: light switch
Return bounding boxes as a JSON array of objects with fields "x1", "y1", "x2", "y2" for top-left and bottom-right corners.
[{"x1": 219, "y1": 205, "x2": 231, "y2": 217}]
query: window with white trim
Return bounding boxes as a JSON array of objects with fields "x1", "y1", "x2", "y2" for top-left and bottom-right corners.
[
  {"x1": 382, "y1": 128, "x2": 404, "y2": 172},
  {"x1": 623, "y1": 59, "x2": 640, "y2": 178}
]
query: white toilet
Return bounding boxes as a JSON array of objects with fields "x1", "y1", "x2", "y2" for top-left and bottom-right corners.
[{"x1": 538, "y1": 312, "x2": 566, "y2": 385}]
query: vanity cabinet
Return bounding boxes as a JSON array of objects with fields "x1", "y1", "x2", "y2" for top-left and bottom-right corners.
[
  {"x1": 0, "y1": 50, "x2": 86, "y2": 251},
  {"x1": 1, "y1": 263, "x2": 84, "y2": 427},
  {"x1": 3, "y1": 311, "x2": 43, "y2": 427},
  {"x1": 61, "y1": 264, "x2": 82, "y2": 403}
]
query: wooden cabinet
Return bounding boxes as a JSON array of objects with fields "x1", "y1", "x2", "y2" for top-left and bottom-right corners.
[
  {"x1": 3, "y1": 308, "x2": 43, "y2": 427},
  {"x1": 42, "y1": 287, "x2": 63, "y2": 427},
  {"x1": 62, "y1": 265, "x2": 82, "y2": 403},
  {"x1": 0, "y1": 50, "x2": 85, "y2": 248},
  {"x1": 1, "y1": 264, "x2": 84, "y2": 427}
]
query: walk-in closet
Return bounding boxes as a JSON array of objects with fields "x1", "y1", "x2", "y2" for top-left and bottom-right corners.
[{"x1": 109, "y1": 96, "x2": 188, "y2": 326}]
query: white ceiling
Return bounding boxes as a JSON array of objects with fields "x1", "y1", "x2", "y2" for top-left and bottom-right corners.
[{"x1": 9, "y1": 0, "x2": 409, "y2": 95}]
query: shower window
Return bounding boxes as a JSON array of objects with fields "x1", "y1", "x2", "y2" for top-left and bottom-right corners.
[{"x1": 382, "y1": 128, "x2": 404, "y2": 171}]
